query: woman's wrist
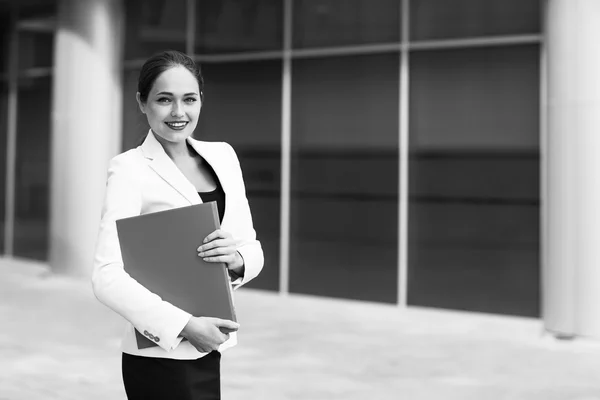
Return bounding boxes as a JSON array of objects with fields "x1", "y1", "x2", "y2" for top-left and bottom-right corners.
[
  {"x1": 179, "y1": 317, "x2": 193, "y2": 339},
  {"x1": 229, "y1": 251, "x2": 245, "y2": 277}
]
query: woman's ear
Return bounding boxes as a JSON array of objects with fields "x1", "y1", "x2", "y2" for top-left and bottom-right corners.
[{"x1": 136, "y1": 92, "x2": 146, "y2": 114}]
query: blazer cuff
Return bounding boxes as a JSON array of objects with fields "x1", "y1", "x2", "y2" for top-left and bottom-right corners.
[
  {"x1": 229, "y1": 274, "x2": 244, "y2": 290},
  {"x1": 235, "y1": 244, "x2": 263, "y2": 288},
  {"x1": 159, "y1": 308, "x2": 193, "y2": 352}
]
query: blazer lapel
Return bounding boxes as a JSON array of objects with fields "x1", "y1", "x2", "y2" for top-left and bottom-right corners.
[
  {"x1": 140, "y1": 131, "x2": 201, "y2": 205},
  {"x1": 187, "y1": 137, "x2": 232, "y2": 226},
  {"x1": 187, "y1": 138, "x2": 231, "y2": 196}
]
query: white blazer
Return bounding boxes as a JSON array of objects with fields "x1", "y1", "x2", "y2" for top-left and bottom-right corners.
[{"x1": 92, "y1": 131, "x2": 264, "y2": 360}]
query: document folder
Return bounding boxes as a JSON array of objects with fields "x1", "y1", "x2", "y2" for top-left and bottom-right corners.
[{"x1": 116, "y1": 201, "x2": 236, "y2": 349}]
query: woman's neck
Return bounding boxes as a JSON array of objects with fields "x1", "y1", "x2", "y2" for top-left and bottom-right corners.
[{"x1": 152, "y1": 131, "x2": 195, "y2": 161}]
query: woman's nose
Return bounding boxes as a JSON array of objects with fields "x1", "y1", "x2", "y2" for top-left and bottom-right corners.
[{"x1": 171, "y1": 102, "x2": 184, "y2": 118}]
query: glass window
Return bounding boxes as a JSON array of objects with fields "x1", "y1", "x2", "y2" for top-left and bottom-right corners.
[
  {"x1": 408, "y1": 45, "x2": 540, "y2": 316},
  {"x1": 290, "y1": 54, "x2": 399, "y2": 303},
  {"x1": 0, "y1": 5, "x2": 10, "y2": 74},
  {"x1": 195, "y1": 0, "x2": 282, "y2": 54},
  {"x1": 293, "y1": 0, "x2": 400, "y2": 49},
  {"x1": 16, "y1": 0, "x2": 56, "y2": 20},
  {"x1": 14, "y1": 77, "x2": 52, "y2": 260},
  {"x1": 411, "y1": 0, "x2": 541, "y2": 41},
  {"x1": 16, "y1": 0, "x2": 56, "y2": 70},
  {"x1": 0, "y1": 81, "x2": 7, "y2": 254},
  {"x1": 121, "y1": 68, "x2": 149, "y2": 151},
  {"x1": 124, "y1": 0, "x2": 187, "y2": 60},
  {"x1": 17, "y1": 30, "x2": 54, "y2": 70},
  {"x1": 196, "y1": 60, "x2": 282, "y2": 291}
]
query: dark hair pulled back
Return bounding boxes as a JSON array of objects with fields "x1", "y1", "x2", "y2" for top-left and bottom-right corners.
[{"x1": 137, "y1": 50, "x2": 204, "y2": 103}]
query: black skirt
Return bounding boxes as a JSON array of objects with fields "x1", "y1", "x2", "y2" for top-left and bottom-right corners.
[{"x1": 122, "y1": 351, "x2": 221, "y2": 400}]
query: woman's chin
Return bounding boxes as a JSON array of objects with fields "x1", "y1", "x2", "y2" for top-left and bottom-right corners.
[{"x1": 152, "y1": 128, "x2": 193, "y2": 143}]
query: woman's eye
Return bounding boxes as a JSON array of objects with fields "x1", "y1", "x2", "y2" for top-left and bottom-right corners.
[
  {"x1": 157, "y1": 97, "x2": 171, "y2": 103},
  {"x1": 184, "y1": 98, "x2": 197, "y2": 104}
]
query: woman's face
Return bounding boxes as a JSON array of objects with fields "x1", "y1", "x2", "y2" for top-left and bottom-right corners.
[{"x1": 137, "y1": 66, "x2": 202, "y2": 144}]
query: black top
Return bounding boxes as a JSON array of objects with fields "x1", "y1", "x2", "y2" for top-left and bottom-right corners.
[{"x1": 197, "y1": 161, "x2": 225, "y2": 224}]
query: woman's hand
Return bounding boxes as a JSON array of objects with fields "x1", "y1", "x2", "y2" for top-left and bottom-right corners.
[
  {"x1": 180, "y1": 316, "x2": 239, "y2": 353},
  {"x1": 197, "y1": 229, "x2": 245, "y2": 276}
]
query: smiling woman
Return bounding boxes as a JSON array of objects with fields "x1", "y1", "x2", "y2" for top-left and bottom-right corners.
[
  {"x1": 135, "y1": 52, "x2": 204, "y2": 146},
  {"x1": 92, "y1": 50, "x2": 264, "y2": 399},
  {"x1": 136, "y1": 67, "x2": 201, "y2": 143}
]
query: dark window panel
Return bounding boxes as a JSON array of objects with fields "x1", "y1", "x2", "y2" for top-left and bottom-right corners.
[
  {"x1": 15, "y1": 0, "x2": 56, "y2": 70},
  {"x1": 0, "y1": 4, "x2": 11, "y2": 74},
  {"x1": 14, "y1": 76, "x2": 52, "y2": 261},
  {"x1": 195, "y1": 0, "x2": 283, "y2": 54},
  {"x1": 409, "y1": 47, "x2": 540, "y2": 151},
  {"x1": 124, "y1": 0, "x2": 187, "y2": 60},
  {"x1": 293, "y1": 0, "x2": 400, "y2": 48},
  {"x1": 121, "y1": 68, "x2": 148, "y2": 151},
  {"x1": 17, "y1": 30, "x2": 54, "y2": 70},
  {"x1": 197, "y1": 60, "x2": 282, "y2": 291},
  {"x1": 408, "y1": 45, "x2": 540, "y2": 316},
  {"x1": 0, "y1": 82, "x2": 7, "y2": 254},
  {"x1": 411, "y1": 0, "x2": 541, "y2": 41},
  {"x1": 15, "y1": 0, "x2": 56, "y2": 20},
  {"x1": 290, "y1": 54, "x2": 399, "y2": 303}
]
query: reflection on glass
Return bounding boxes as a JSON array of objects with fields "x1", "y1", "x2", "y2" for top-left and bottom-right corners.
[
  {"x1": 0, "y1": 82, "x2": 7, "y2": 253},
  {"x1": 290, "y1": 54, "x2": 399, "y2": 303},
  {"x1": 14, "y1": 77, "x2": 52, "y2": 260},
  {"x1": 408, "y1": 46, "x2": 540, "y2": 316},
  {"x1": 411, "y1": 0, "x2": 541, "y2": 41},
  {"x1": 195, "y1": 0, "x2": 282, "y2": 54},
  {"x1": 197, "y1": 61, "x2": 282, "y2": 291},
  {"x1": 124, "y1": 0, "x2": 187, "y2": 60},
  {"x1": 293, "y1": 0, "x2": 400, "y2": 48},
  {"x1": 121, "y1": 68, "x2": 149, "y2": 151}
]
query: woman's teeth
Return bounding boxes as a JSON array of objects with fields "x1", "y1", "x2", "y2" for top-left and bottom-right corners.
[{"x1": 165, "y1": 121, "x2": 188, "y2": 129}]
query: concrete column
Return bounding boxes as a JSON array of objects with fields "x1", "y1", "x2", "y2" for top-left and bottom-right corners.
[
  {"x1": 49, "y1": 0, "x2": 123, "y2": 275},
  {"x1": 544, "y1": 0, "x2": 600, "y2": 338}
]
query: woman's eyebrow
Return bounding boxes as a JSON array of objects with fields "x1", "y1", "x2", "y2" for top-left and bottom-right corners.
[{"x1": 155, "y1": 91, "x2": 198, "y2": 96}]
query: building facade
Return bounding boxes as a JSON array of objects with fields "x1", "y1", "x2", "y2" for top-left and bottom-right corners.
[{"x1": 1, "y1": 0, "x2": 599, "y2": 338}]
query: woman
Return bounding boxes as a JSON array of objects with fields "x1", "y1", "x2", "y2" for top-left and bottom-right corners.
[{"x1": 92, "y1": 50, "x2": 264, "y2": 399}]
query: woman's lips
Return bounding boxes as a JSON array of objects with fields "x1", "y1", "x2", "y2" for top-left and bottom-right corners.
[{"x1": 164, "y1": 121, "x2": 189, "y2": 130}]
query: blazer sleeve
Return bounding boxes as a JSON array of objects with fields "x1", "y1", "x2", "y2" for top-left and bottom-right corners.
[
  {"x1": 92, "y1": 155, "x2": 191, "y2": 351},
  {"x1": 226, "y1": 143, "x2": 264, "y2": 289}
]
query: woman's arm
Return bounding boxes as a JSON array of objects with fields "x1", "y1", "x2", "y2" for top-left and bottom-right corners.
[{"x1": 225, "y1": 143, "x2": 264, "y2": 288}]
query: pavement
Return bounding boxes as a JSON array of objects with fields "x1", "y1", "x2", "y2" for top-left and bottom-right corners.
[{"x1": 2, "y1": 258, "x2": 600, "y2": 400}]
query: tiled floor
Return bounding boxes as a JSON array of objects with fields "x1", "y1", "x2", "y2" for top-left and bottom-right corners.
[{"x1": 2, "y1": 258, "x2": 600, "y2": 400}]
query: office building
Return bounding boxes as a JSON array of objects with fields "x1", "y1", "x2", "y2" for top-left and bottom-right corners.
[{"x1": 1, "y1": 0, "x2": 598, "y2": 339}]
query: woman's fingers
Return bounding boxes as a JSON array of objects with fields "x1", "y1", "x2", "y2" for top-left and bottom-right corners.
[
  {"x1": 202, "y1": 254, "x2": 238, "y2": 263},
  {"x1": 202, "y1": 229, "x2": 231, "y2": 244},
  {"x1": 196, "y1": 229, "x2": 243, "y2": 268},
  {"x1": 197, "y1": 238, "x2": 236, "y2": 253},
  {"x1": 199, "y1": 245, "x2": 237, "y2": 258}
]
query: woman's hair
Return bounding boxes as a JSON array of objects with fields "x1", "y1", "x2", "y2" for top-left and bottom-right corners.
[{"x1": 137, "y1": 50, "x2": 204, "y2": 103}]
